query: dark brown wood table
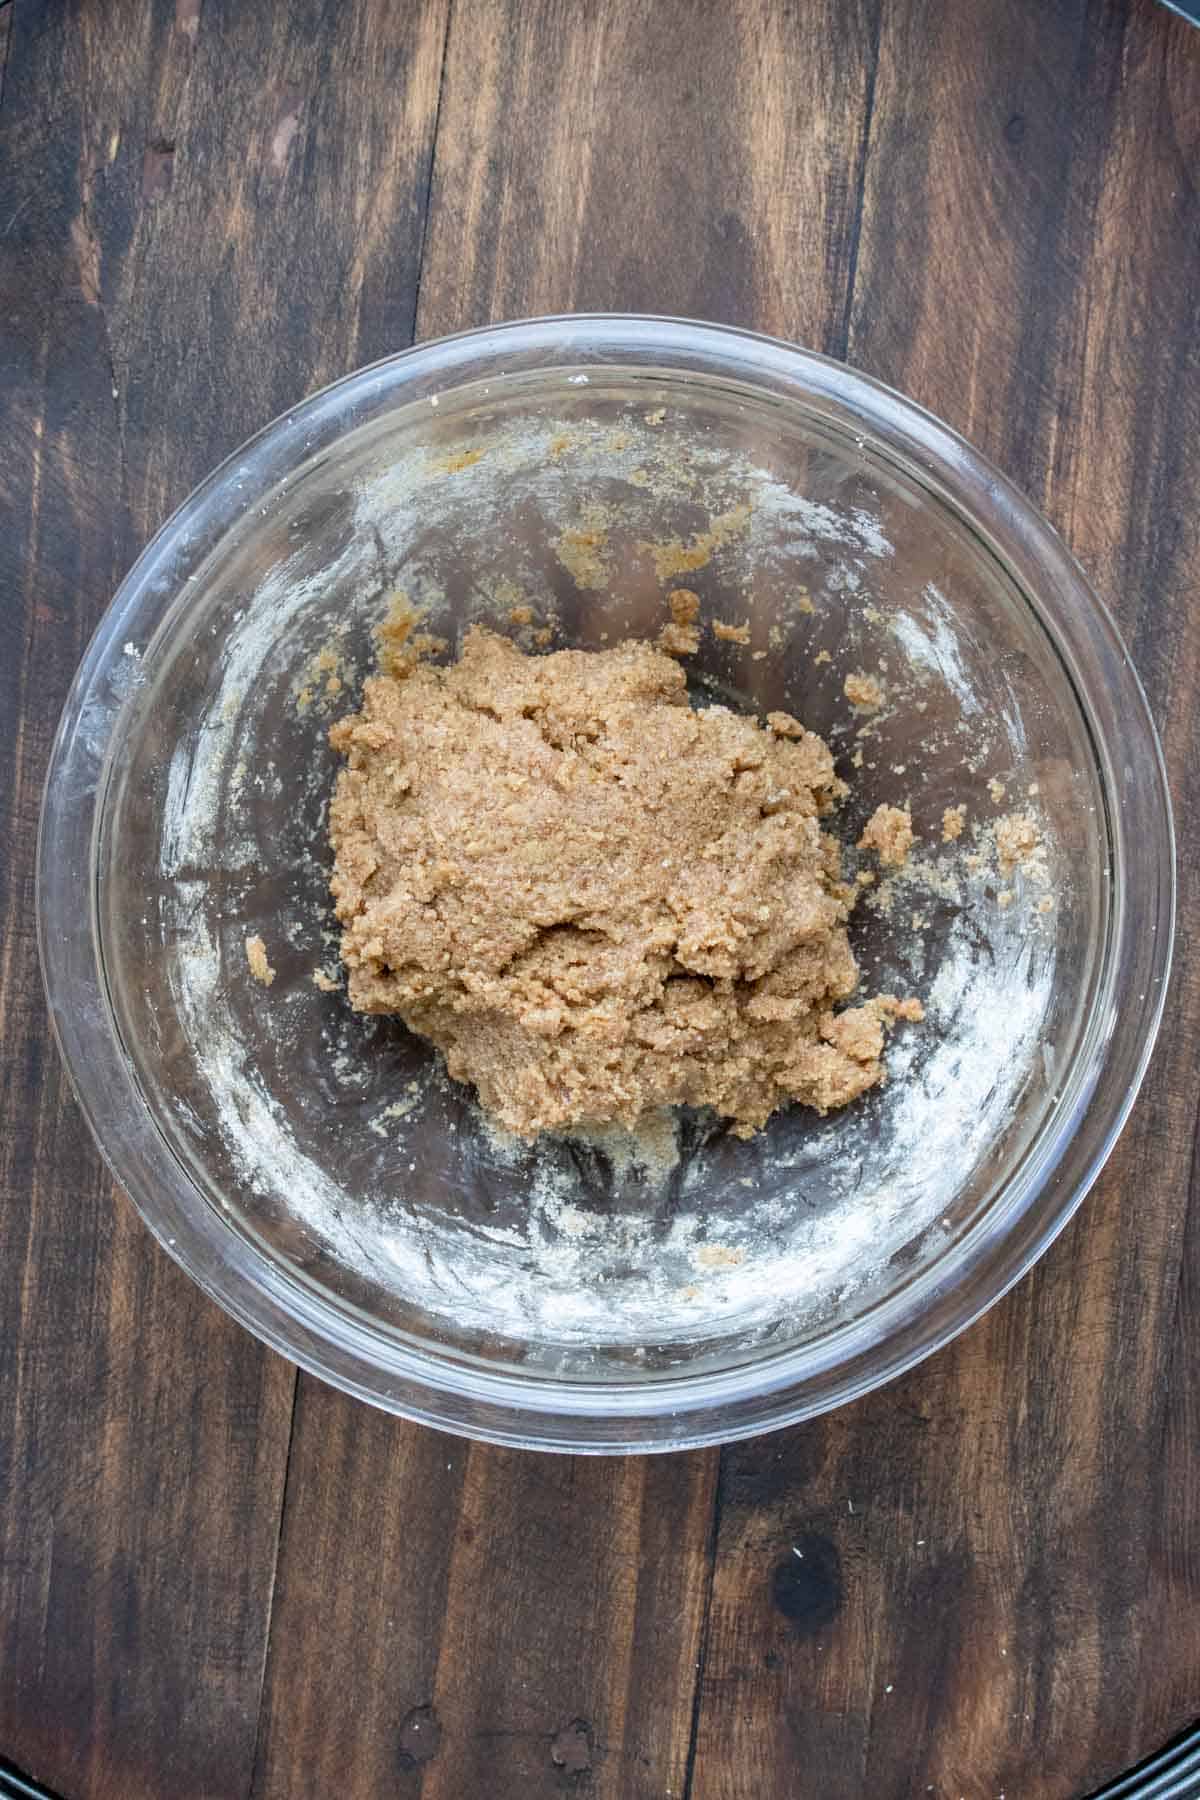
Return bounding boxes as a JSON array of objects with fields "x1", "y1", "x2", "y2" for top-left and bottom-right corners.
[{"x1": 3, "y1": 3, "x2": 1200, "y2": 1796}]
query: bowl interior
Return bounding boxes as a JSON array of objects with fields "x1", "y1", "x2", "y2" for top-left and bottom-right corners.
[{"x1": 97, "y1": 367, "x2": 1107, "y2": 1385}]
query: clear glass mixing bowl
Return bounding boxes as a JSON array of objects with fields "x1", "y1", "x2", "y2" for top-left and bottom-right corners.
[{"x1": 38, "y1": 316, "x2": 1174, "y2": 1451}]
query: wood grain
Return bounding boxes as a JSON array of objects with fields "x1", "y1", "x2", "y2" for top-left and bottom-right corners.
[
  {"x1": 0, "y1": 1, "x2": 447, "y2": 1795},
  {"x1": 0, "y1": 8, "x2": 292, "y2": 1794},
  {"x1": 252, "y1": 1385, "x2": 717, "y2": 1798},
  {"x1": 690, "y1": 4, "x2": 1200, "y2": 1797},
  {"x1": 2, "y1": 0, "x2": 1200, "y2": 1796},
  {"x1": 415, "y1": 0, "x2": 879, "y2": 349}
]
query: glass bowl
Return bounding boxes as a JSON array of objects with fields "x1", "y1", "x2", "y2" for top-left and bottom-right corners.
[{"x1": 38, "y1": 316, "x2": 1174, "y2": 1452}]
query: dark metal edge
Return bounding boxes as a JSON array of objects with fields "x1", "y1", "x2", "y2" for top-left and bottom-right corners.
[
  {"x1": 0, "y1": 1761, "x2": 67, "y2": 1800},
  {"x1": 1158, "y1": 0, "x2": 1200, "y2": 24},
  {"x1": 4, "y1": 1722, "x2": 1200, "y2": 1798},
  {"x1": 1088, "y1": 1726, "x2": 1200, "y2": 1799}
]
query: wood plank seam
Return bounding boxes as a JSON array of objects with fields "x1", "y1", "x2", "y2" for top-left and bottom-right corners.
[
  {"x1": 243, "y1": 7, "x2": 456, "y2": 1789},
  {"x1": 681, "y1": 10, "x2": 886, "y2": 1785},
  {"x1": 1006, "y1": 3, "x2": 1124, "y2": 523},
  {"x1": 681, "y1": 1456, "x2": 729, "y2": 1799},
  {"x1": 245, "y1": 1389, "x2": 304, "y2": 1800},
  {"x1": 832, "y1": 0, "x2": 884, "y2": 364},
  {"x1": 408, "y1": 0, "x2": 456, "y2": 346}
]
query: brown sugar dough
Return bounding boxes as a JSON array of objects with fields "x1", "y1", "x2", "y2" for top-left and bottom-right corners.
[
  {"x1": 843, "y1": 672, "x2": 884, "y2": 710},
  {"x1": 858, "y1": 803, "x2": 914, "y2": 867},
  {"x1": 713, "y1": 618, "x2": 752, "y2": 645},
  {"x1": 659, "y1": 587, "x2": 702, "y2": 657},
  {"x1": 329, "y1": 627, "x2": 914, "y2": 1140},
  {"x1": 994, "y1": 811, "x2": 1041, "y2": 873},
  {"x1": 245, "y1": 934, "x2": 276, "y2": 987}
]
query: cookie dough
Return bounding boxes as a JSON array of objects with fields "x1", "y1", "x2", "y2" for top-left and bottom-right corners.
[
  {"x1": 858, "y1": 803, "x2": 914, "y2": 867},
  {"x1": 245, "y1": 934, "x2": 276, "y2": 986},
  {"x1": 843, "y1": 672, "x2": 884, "y2": 710},
  {"x1": 329, "y1": 628, "x2": 914, "y2": 1139}
]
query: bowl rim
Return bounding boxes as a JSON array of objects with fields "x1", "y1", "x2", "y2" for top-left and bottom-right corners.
[{"x1": 37, "y1": 313, "x2": 1177, "y2": 1452}]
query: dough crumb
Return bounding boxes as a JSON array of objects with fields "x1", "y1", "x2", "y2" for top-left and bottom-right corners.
[
  {"x1": 659, "y1": 587, "x2": 702, "y2": 657},
  {"x1": 844, "y1": 672, "x2": 884, "y2": 710},
  {"x1": 796, "y1": 590, "x2": 815, "y2": 615},
  {"x1": 994, "y1": 812, "x2": 1041, "y2": 874},
  {"x1": 644, "y1": 407, "x2": 666, "y2": 425},
  {"x1": 858, "y1": 804, "x2": 914, "y2": 868},
  {"x1": 814, "y1": 649, "x2": 831, "y2": 666},
  {"x1": 713, "y1": 618, "x2": 752, "y2": 644},
  {"x1": 312, "y1": 968, "x2": 339, "y2": 992},
  {"x1": 669, "y1": 586, "x2": 701, "y2": 625},
  {"x1": 376, "y1": 593, "x2": 447, "y2": 679},
  {"x1": 328, "y1": 627, "x2": 918, "y2": 1140},
  {"x1": 293, "y1": 643, "x2": 349, "y2": 716},
  {"x1": 508, "y1": 604, "x2": 534, "y2": 626},
  {"x1": 942, "y1": 804, "x2": 967, "y2": 842},
  {"x1": 988, "y1": 777, "x2": 1007, "y2": 804},
  {"x1": 876, "y1": 994, "x2": 925, "y2": 1023},
  {"x1": 245, "y1": 935, "x2": 276, "y2": 987}
]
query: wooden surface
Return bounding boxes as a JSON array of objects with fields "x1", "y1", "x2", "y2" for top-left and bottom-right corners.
[{"x1": 1, "y1": 2, "x2": 1199, "y2": 1795}]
